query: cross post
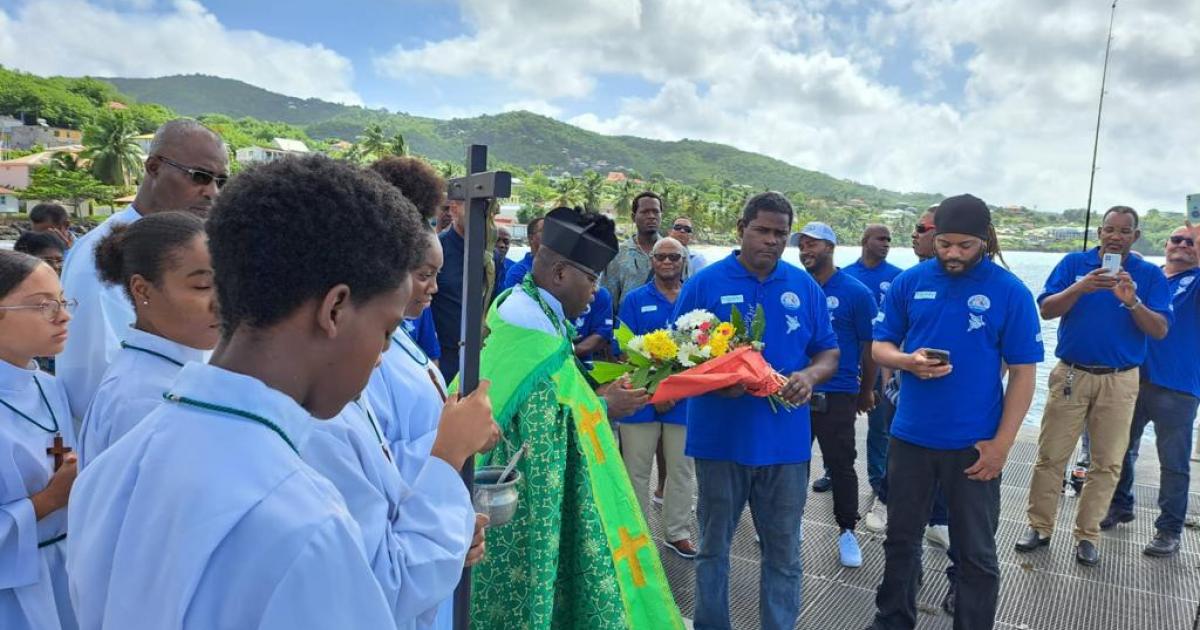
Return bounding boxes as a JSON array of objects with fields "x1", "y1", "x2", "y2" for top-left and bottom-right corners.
[{"x1": 450, "y1": 145, "x2": 511, "y2": 630}]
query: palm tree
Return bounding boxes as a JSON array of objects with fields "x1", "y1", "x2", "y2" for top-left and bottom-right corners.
[
  {"x1": 389, "y1": 132, "x2": 408, "y2": 157},
  {"x1": 52, "y1": 152, "x2": 83, "y2": 172},
  {"x1": 552, "y1": 175, "x2": 582, "y2": 208},
  {"x1": 580, "y1": 171, "x2": 606, "y2": 213},
  {"x1": 358, "y1": 124, "x2": 390, "y2": 159},
  {"x1": 83, "y1": 112, "x2": 142, "y2": 186},
  {"x1": 610, "y1": 179, "x2": 636, "y2": 216}
]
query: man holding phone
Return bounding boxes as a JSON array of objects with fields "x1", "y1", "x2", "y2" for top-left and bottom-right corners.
[
  {"x1": 867, "y1": 194, "x2": 1042, "y2": 630},
  {"x1": 1018, "y1": 206, "x2": 1173, "y2": 566}
]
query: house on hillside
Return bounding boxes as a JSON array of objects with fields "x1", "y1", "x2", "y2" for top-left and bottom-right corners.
[
  {"x1": 605, "y1": 171, "x2": 627, "y2": 183},
  {"x1": 235, "y1": 138, "x2": 311, "y2": 164},
  {"x1": 133, "y1": 133, "x2": 155, "y2": 156},
  {"x1": 0, "y1": 145, "x2": 87, "y2": 190},
  {"x1": 0, "y1": 186, "x2": 18, "y2": 214},
  {"x1": 0, "y1": 117, "x2": 82, "y2": 150}
]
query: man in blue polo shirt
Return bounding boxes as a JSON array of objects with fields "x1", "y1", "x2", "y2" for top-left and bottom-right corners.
[
  {"x1": 1018, "y1": 205, "x2": 1172, "y2": 566},
  {"x1": 501, "y1": 216, "x2": 543, "y2": 292},
  {"x1": 1102, "y1": 225, "x2": 1200, "y2": 557},
  {"x1": 572, "y1": 286, "x2": 615, "y2": 367},
  {"x1": 673, "y1": 192, "x2": 839, "y2": 630},
  {"x1": 617, "y1": 236, "x2": 697, "y2": 559},
  {"x1": 868, "y1": 194, "x2": 1041, "y2": 630},
  {"x1": 843, "y1": 224, "x2": 904, "y2": 525},
  {"x1": 797, "y1": 221, "x2": 878, "y2": 568}
]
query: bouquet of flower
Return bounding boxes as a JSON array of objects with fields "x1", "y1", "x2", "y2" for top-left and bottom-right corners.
[{"x1": 591, "y1": 305, "x2": 797, "y2": 412}]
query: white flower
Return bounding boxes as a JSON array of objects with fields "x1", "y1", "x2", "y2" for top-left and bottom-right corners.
[
  {"x1": 627, "y1": 335, "x2": 650, "y2": 359},
  {"x1": 675, "y1": 309, "x2": 717, "y2": 332},
  {"x1": 676, "y1": 342, "x2": 700, "y2": 367}
]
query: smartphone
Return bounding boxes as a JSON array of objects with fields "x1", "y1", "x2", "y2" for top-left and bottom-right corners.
[
  {"x1": 810, "y1": 392, "x2": 829, "y2": 414},
  {"x1": 1188, "y1": 193, "x2": 1200, "y2": 222},
  {"x1": 924, "y1": 348, "x2": 950, "y2": 366},
  {"x1": 1102, "y1": 253, "x2": 1121, "y2": 276}
]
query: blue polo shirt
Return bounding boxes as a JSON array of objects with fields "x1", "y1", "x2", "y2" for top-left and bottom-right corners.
[
  {"x1": 1145, "y1": 268, "x2": 1200, "y2": 399},
  {"x1": 875, "y1": 258, "x2": 1044, "y2": 450},
  {"x1": 816, "y1": 269, "x2": 878, "y2": 394},
  {"x1": 402, "y1": 309, "x2": 441, "y2": 360},
  {"x1": 572, "y1": 287, "x2": 615, "y2": 366},
  {"x1": 618, "y1": 282, "x2": 687, "y2": 425},
  {"x1": 501, "y1": 252, "x2": 534, "y2": 292},
  {"x1": 1038, "y1": 248, "x2": 1174, "y2": 368},
  {"x1": 673, "y1": 252, "x2": 838, "y2": 465},
  {"x1": 492, "y1": 252, "x2": 514, "y2": 302},
  {"x1": 844, "y1": 258, "x2": 904, "y2": 307}
]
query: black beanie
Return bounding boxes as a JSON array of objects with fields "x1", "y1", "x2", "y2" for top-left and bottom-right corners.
[{"x1": 935, "y1": 194, "x2": 991, "y2": 240}]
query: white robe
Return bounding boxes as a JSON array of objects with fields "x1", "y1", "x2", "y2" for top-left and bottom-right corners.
[
  {"x1": 366, "y1": 332, "x2": 447, "y2": 483},
  {"x1": 67, "y1": 362, "x2": 394, "y2": 630},
  {"x1": 301, "y1": 396, "x2": 474, "y2": 629},
  {"x1": 78, "y1": 327, "x2": 205, "y2": 468},
  {"x1": 0, "y1": 360, "x2": 78, "y2": 630},
  {"x1": 57, "y1": 206, "x2": 141, "y2": 420}
]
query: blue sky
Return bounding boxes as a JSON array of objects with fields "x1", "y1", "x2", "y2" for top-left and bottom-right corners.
[{"x1": 0, "y1": 0, "x2": 1196, "y2": 212}]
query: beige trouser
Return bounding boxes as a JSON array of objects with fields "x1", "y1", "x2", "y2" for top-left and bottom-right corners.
[
  {"x1": 619, "y1": 421, "x2": 695, "y2": 542},
  {"x1": 1027, "y1": 361, "x2": 1139, "y2": 543}
]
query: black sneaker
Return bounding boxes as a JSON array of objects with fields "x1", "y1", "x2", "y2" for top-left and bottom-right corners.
[
  {"x1": 811, "y1": 476, "x2": 832, "y2": 493},
  {"x1": 1144, "y1": 531, "x2": 1181, "y2": 557},
  {"x1": 1100, "y1": 510, "x2": 1134, "y2": 530}
]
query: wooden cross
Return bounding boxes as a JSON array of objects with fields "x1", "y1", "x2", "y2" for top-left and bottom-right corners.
[
  {"x1": 577, "y1": 406, "x2": 607, "y2": 464},
  {"x1": 613, "y1": 526, "x2": 651, "y2": 587},
  {"x1": 46, "y1": 434, "x2": 72, "y2": 471}
]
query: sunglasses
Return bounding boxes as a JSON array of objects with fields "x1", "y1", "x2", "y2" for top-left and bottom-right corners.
[
  {"x1": 1170, "y1": 235, "x2": 1196, "y2": 247},
  {"x1": 671, "y1": 224, "x2": 693, "y2": 233},
  {"x1": 157, "y1": 155, "x2": 228, "y2": 189},
  {"x1": 914, "y1": 224, "x2": 934, "y2": 234},
  {"x1": 653, "y1": 253, "x2": 683, "y2": 262},
  {"x1": 0, "y1": 298, "x2": 77, "y2": 321}
]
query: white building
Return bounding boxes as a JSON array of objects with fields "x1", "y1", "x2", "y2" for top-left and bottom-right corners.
[
  {"x1": 0, "y1": 186, "x2": 18, "y2": 214},
  {"x1": 235, "y1": 138, "x2": 310, "y2": 164}
]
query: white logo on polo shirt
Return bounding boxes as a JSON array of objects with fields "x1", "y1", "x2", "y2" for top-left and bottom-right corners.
[
  {"x1": 880, "y1": 281, "x2": 891, "y2": 293},
  {"x1": 1182, "y1": 276, "x2": 1195, "y2": 287},
  {"x1": 781, "y1": 291, "x2": 801, "y2": 310},
  {"x1": 826, "y1": 296, "x2": 840, "y2": 310},
  {"x1": 967, "y1": 294, "x2": 991, "y2": 313},
  {"x1": 914, "y1": 291, "x2": 937, "y2": 300},
  {"x1": 786, "y1": 315, "x2": 800, "y2": 334},
  {"x1": 968, "y1": 313, "x2": 986, "y2": 332}
]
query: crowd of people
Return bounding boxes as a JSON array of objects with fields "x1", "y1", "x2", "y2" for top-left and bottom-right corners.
[{"x1": 1, "y1": 117, "x2": 1198, "y2": 630}]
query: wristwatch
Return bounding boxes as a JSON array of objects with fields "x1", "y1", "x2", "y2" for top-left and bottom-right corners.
[{"x1": 1121, "y1": 297, "x2": 1142, "y2": 310}]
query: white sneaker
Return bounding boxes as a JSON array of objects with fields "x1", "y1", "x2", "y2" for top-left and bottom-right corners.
[
  {"x1": 925, "y1": 524, "x2": 951, "y2": 549},
  {"x1": 863, "y1": 496, "x2": 888, "y2": 534}
]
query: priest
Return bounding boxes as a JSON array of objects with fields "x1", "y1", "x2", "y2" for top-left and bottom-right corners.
[{"x1": 469, "y1": 207, "x2": 684, "y2": 629}]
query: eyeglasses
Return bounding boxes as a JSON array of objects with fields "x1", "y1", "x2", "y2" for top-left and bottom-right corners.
[
  {"x1": 0, "y1": 298, "x2": 77, "y2": 321},
  {"x1": 1170, "y1": 235, "x2": 1196, "y2": 247},
  {"x1": 653, "y1": 253, "x2": 683, "y2": 262},
  {"x1": 914, "y1": 224, "x2": 934, "y2": 234},
  {"x1": 671, "y1": 224, "x2": 693, "y2": 233},
  {"x1": 157, "y1": 155, "x2": 228, "y2": 189}
]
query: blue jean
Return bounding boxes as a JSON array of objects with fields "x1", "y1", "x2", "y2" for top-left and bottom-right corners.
[
  {"x1": 694, "y1": 459, "x2": 808, "y2": 630},
  {"x1": 867, "y1": 382, "x2": 894, "y2": 497},
  {"x1": 1109, "y1": 382, "x2": 1199, "y2": 536}
]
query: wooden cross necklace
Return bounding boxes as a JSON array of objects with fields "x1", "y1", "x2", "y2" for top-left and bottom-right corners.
[{"x1": 0, "y1": 374, "x2": 71, "y2": 470}]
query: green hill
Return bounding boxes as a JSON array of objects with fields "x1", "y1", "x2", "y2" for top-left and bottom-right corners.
[{"x1": 103, "y1": 74, "x2": 939, "y2": 207}]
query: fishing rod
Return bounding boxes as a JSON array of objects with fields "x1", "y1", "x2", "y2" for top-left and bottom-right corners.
[{"x1": 1082, "y1": 0, "x2": 1118, "y2": 250}]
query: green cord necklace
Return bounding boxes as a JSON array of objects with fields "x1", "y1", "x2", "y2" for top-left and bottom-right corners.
[
  {"x1": 163, "y1": 393, "x2": 297, "y2": 454},
  {"x1": 0, "y1": 374, "x2": 61, "y2": 434},
  {"x1": 120, "y1": 341, "x2": 185, "y2": 368},
  {"x1": 352, "y1": 398, "x2": 392, "y2": 462}
]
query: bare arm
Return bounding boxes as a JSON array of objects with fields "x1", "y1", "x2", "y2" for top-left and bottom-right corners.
[
  {"x1": 857, "y1": 342, "x2": 878, "y2": 413},
  {"x1": 1039, "y1": 268, "x2": 1118, "y2": 320},
  {"x1": 964, "y1": 363, "x2": 1036, "y2": 480},
  {"x1": 780, "y1": 348, "x2": 840, "y2": 405},
  {"x1": 1114, "y1": 271, "x2": 1169, "y2": 339}
]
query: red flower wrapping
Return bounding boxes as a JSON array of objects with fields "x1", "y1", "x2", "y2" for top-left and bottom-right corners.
[{"x1": 648, "y1": 346, "x2": 784, "y2": 404}]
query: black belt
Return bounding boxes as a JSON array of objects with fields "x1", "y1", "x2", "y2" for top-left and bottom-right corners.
[{"x1": 1063, "y1": 361, "x2": 1137, "y2": 376}]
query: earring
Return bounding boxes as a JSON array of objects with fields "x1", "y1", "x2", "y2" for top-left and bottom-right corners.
[{"x1": 142, "y1": 300, "x2": 149, "y2": 305}]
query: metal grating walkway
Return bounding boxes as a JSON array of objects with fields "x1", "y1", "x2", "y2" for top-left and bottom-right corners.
[{"x1": 645, "y1": 421, "x2": 1200, "y2": 629}]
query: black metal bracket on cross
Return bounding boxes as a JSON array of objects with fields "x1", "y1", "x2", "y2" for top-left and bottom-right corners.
[{"x1": 450, "y1": 144, "x2": 511, "y2": 630}]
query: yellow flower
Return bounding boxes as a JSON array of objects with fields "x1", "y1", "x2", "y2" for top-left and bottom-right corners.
[
  {"x1": 708, "y1": 334, "x2": 730, "y2": 357},
  {"x1": 715, "y1": 322, "x2": 734, "y2": 338},
  {"x1": 643, "y1": 330, "x2": 679, "y2": 362}
]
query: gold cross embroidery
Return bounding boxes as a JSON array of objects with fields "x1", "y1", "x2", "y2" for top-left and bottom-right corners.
[
  {"x1": 577, "y1": 405, "x2": 606, "y2": 464},
  {"x1": 613, "y1": 526, "x2": 650, "y2": 587}
]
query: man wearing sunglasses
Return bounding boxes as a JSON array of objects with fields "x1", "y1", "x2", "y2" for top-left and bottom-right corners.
[
  {"x1": 1102, "y1": 224, "x2": 1200, "y2": 557},
  {"x1": 58, "y1": 119, "x2": 227, "y2": 419},
  {"x1": 669, "y1": 216, "x2": 706, "y2": 274}
]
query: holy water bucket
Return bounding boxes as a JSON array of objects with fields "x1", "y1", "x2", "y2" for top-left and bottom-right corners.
[{"x1": 472, "y1": 466, "x2": 521, "y2": 527}]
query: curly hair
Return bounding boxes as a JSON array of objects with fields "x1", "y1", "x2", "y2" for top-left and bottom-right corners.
[
  {"x1": 207, "y1": 154, "x2": 427, "y2": 333},
  {"x1": 369, "y1": 156, "x2": 446, "y2": 221},
  {"x1": 740, "y1": 191, "x2": 794, "y2": 226},
  {"x1": 94, "y1": 211, "x2": 206, "y2": 302}
]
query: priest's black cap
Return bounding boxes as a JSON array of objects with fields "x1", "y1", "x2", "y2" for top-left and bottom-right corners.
[
  {"x1": 541, "y1": 206, "x2": 619, "y2": 275},
  {"x1": 934, "y1": 194, "x2": 991, "y2": 240}
]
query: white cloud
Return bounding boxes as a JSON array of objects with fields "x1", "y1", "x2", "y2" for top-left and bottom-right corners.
[
  {"x1": 0, "y1": 0, "x2": 362, "y2": 105},
  {"x1": 502, "y1": 99, "x2": 562, "y2": 118},
  {"x1": 374, "y1": 0, "x2": 1199, "y2": 211}
]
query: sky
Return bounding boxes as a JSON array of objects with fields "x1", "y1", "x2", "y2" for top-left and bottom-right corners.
[{"x1": 0, "y1": 0, "x2": 1196, "y2": 212}]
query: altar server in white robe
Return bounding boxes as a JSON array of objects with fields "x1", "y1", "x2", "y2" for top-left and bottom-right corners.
[
  {"x1": 79, "y1": 212, "x2": 217, "y2": 467},
  {"x1": 57, "y1": 119, "x2": 227, "y2": 419},
  {"x1": 0, "y1": 251, "x2": 79, "y2": 630},
  {"x1": 66, "y1": 155, "x2": 435, "y2": 629}
]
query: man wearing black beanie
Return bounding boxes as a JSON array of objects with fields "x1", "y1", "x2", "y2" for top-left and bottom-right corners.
[{"x1": 867, "y1": 194, "x2": 1043, "y2": 630}]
